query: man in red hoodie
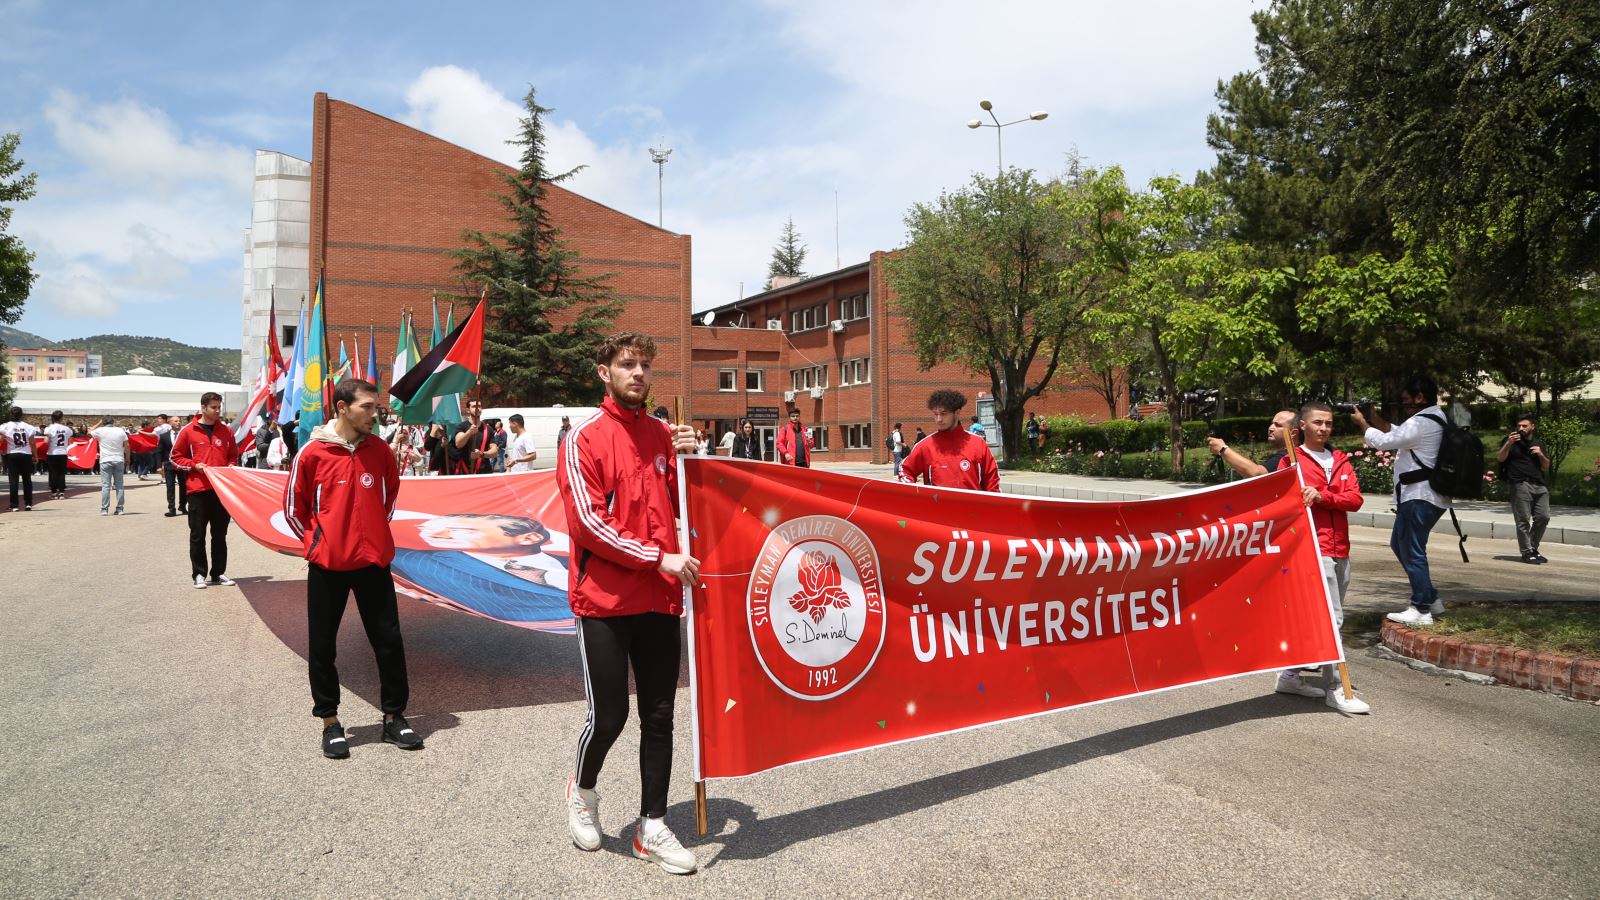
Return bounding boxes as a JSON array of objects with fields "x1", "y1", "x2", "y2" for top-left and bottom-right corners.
[
  {"x1": 557, "y1": 332, "x2": 699, "y2": 875},
  {"x1": 285, "y1": 379, "x2": 420, "y2": 758},
  {"x1": 899, "y1": 389, "x2": 999, "y2": 492},
  {"x1": 169, "y1": 392, "x2": 239, "y2": 588},
  {"x1": 1276, "y1": 401, "x2": 1370, "y2": 714}
]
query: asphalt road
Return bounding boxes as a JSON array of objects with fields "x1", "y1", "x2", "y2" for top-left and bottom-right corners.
[{"x1": 2, "y1": 474, "x2": 1597, "y2": 898}]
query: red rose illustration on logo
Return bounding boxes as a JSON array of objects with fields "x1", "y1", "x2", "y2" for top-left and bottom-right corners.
[
  {"x1": 789, "y1": 551, "x2": 852, "y2": 624},
  {"x1": 747, "y1": 515, "x2": 887, "y2": 701}
]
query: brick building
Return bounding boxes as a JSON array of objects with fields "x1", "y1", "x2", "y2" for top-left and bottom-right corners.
[
  {"x1": 687, "y1": 256, "x2": 1124, "y2": 465},
  {"x1": 244, "y1": 94, "x2": 691, "y2": 401}
]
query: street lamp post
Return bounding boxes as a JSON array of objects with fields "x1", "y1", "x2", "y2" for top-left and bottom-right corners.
[{"x1": 966, "y1": 99, "x2": 1048, "y2": 176}]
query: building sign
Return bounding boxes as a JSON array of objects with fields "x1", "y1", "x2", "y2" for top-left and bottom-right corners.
[{"x1": 746, "y1": 406, "x2": 780, "y2": 425}]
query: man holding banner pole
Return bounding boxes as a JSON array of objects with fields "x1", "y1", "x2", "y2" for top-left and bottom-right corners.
[{"x1": 557, "y1": 332, "x2": 700, "y2": 875}]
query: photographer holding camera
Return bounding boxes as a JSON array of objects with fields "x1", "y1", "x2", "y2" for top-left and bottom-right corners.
[
  {"x1": 1351, "y1": 375, "x2": 1450, "y2": 626},
  {"x1": 1206, "y1": 409, "x2": 1297, "y2": 478},
  {"x1": 1497, "y1": 413, "x2": 1550, "y2": 564}
]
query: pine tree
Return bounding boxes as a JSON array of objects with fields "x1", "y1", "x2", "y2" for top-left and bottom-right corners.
[
  {"x1": 765, "y1": 217, "x2": 808, "y2": 289},
  {"x1": 450, "y1": 88, "x2": 622, "y2": 406},
  {"x1": 0, "y1": 133, "x2": 40, "y2": 413}
]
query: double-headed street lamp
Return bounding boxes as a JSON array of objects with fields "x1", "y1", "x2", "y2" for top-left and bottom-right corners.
[{"x1": 966, "y1": 99, "x2": 1048, "y2": 176}]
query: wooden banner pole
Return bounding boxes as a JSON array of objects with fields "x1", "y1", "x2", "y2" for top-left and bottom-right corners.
[{"x1": 694, "y1": 780, "x2": 708, "y2": 836}]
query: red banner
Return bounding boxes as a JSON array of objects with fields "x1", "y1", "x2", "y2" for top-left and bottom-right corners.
[
  {"x1": 207, "y1": 468, "x2": 578, "y2": 633},
  {"x1": 129, "y1": 431, "x2": 158, "y2": 453},
  {"x1": 681, "y1": 460, "x2": 1338, "y2": 780}
]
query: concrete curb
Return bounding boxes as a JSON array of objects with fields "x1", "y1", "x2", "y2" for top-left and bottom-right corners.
[{"x1": 1380, "y1": 620, "x2": 1600, "y2": 701}]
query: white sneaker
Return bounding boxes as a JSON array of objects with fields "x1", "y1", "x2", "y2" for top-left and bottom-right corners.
[
  {"x1": 565, "y1": 777, "x2": 601, "y2": 851},
  {"x1": 1429, "y1": 600, "x2": 1446, "y2": 616},
  {"x1": 1386, "y1": 607, "x2": 1433, "y2": 626},
  {"x1": 633, "y1": 819, "x2": 697, "y2": 874},
  {"x1": 1274, "y1": 673, "x2": 1325, "y2": 698},
  {"x1": 209, "y1": 575, "x2": 235, "y2": 586},
  {"x1": 193, "y1": 575, "x2": 208, "y2": 590},
  {"x1": 1326, "y1": 688, "x2": 1372, "y2": 714}
]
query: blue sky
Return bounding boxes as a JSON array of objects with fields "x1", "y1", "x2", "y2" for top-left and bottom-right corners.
[{"x1": 1, "y1": 0, "x2": 1264, "y2": 348}]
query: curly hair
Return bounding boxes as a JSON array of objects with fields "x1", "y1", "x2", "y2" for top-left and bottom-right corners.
[
  {"x1": 595, "y1": 332, "x2": 658, "y2": 366},
  {"x1": 927, "y1": 389, "x2": 967, "y2": 413}
]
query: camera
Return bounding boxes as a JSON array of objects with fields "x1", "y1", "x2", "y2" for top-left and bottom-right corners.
[
  {"x1": 1181, "y1": 388, "x2": 1219, "y2": 421},
  {"x1": 1331, "y1": 397, "x2": 1374, "y2": 418}
]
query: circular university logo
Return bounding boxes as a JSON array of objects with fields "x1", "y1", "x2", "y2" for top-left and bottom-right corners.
[
  {"x1": 959, "y1": 458, "x2": 971, "y2": 471},
  {"x1": 359, "y1": 472, "x2": 375, "y2": 488},
  {"x1": 212, "y1": 437, "x2": 223, "y2": 447},
  {"x1": 747, "y1": 515, "x2": 886, "y2": 701},
  {"x1": 654, "y1": 454, "x2": 668, "y2": 474}
]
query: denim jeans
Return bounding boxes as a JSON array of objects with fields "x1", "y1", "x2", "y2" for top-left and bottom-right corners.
[
  {"x1": 100, "y1": 460, "x2": 126, "y2": 513},
  {"x1": 1391, "y1": 499, "x2": 1445, "y2": 612}
]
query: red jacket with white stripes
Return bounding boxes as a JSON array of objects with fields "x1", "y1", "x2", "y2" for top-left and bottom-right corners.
[
  {"x1": 898, "y1": 427, "x2": 1000, "y2": 492},
  {"x1": 168, "y1": 418, "x2": 239, "y2": 493},
  {"x1": 285, "y1": 426, "x2": 400, "y2": 571},
  {"x1": 557, "y1": 395, "x2": 682, "y2": 618},
  {"x1": 1276, "y1": 445, "x2": 1363, "y2": 558}
]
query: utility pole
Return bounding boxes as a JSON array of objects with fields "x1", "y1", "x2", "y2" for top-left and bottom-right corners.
[{"x1": 649, "y1": 145, "x2": 672, "y2": 228}]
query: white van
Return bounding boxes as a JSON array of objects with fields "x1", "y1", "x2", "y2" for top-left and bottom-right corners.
[{"x1": 479, "y1": 406, "x2": 599, "y2": 470}]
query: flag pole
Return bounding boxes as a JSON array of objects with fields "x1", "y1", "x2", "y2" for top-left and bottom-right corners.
[{"x1": 695, "y1": 781, "x2": 708, "y2": 837}]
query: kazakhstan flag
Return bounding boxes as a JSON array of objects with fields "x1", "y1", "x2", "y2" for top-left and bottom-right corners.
[{"x1": 297, "y1": 276, "x2": 327, "y2": 445}]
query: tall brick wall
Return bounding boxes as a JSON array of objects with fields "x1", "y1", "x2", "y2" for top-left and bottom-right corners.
[
  {"x1": 308, "y1": 93, "x2": 692, "y2": 408},
  {"x1": 686, "y1": 255, "x2": 1122, "y2": 464}
]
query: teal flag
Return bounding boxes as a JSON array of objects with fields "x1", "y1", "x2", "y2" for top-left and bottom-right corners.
[{"x1": 297, "y1": 277, "x2": 327, "y2": 445}]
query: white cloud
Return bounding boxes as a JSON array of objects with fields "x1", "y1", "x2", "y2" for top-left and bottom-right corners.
[
  {"x1": 44, "y1": 90, "x2": 251, "y2": 193},
  {"x1": 33, "y1": 262, "x2": 117, "y2": 318}
]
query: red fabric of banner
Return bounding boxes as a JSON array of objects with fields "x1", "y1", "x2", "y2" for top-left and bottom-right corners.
[
  {"x1": 682, "y1": 460, "x2": 1339, "y2": 780},
  {"x1": 66, "y1": 438, "x2": 97, "y2": 471}
]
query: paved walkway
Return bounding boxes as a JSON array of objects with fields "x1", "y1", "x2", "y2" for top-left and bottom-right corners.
[{"x1": 816, "y1": 463, "x2": 1600, "y2": 548}]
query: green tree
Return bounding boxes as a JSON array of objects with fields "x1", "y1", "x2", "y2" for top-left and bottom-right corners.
[
  {"x1": 450, "y1": 88, "x2": 622, "y2": 406},
  {"x1": 766, "y1": 217, "x2": 808, "y2": 289},
  {"x1": 0, "y1": 133, "x2": 39, "y2": 412},
  {"x1": 1086, "y1": 171, "x2": 1287, "y2": 475},
  {"x1": 887, "y1": 168, "x2": 1116, "y2": 459}
]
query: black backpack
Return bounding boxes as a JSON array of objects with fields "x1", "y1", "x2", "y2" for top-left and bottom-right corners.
[{"x1": 1398, "y1": 410, "x2": 1485, "y2": 500}]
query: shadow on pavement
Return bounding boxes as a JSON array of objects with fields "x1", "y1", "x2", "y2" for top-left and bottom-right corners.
[
  {"x1": 688, "y1": 693, "x2": 1320, "y2": 864},
  {"x1": 238, "y1": 577, "x2": 599, "y2": 716}
]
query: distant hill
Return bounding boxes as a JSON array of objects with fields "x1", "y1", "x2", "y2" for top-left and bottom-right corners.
[
  {"x1": 1, "y1": 326, "x2": 239, "y2": 384},
  {"x1": 0, "y1": 324, "x2": 51, "y2": 349}
]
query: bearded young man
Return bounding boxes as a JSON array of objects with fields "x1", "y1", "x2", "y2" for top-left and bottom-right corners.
[{"x1": 556, "y1": 332, "x2": 700, "y2": 875}]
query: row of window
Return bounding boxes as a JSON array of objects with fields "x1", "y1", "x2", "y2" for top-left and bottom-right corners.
[
  {"x1": 794, "y1": 423, "x2": 871, "y2": 451},
  {"x1": 787, "y1": 293, "x2": 871, "y2": 332},
  {"x1": 715, "y1": 359, "x2": 873, "y2": 393}
]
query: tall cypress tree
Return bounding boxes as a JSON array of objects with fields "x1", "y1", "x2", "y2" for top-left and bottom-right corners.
[{"x1": 451, "y1": 88, "x2": 622, "y2": 406}]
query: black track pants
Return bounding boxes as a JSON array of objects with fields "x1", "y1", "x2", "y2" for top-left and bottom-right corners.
[
  {"x1": 307, "y1": 563, "x2": 410, "y2": 719},
  {"x1": 186, "y1": 490, "x2": 230, "y2": 579},
  {"x1": 574, "y1": 612, "x2": 680, "y2": 819}
]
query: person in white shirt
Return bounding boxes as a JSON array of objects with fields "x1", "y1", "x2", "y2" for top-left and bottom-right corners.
[
  {"x1": 89, "y1": 417, "x2": 131, "y2": 515},
  {"x1": 42, "y1": 409, "x2": 74, "y2": 500},
  {"x1": 1351, "y1": 375, "x2": 1450, "y2": 625},
  {"x1": 5, "y1": 406, "x2": 41, "y2": 511},
  {"x1": 505, "y1": 414, "x2": 539, "y2": 473},
  {"x1": 891, "y1": 423, "x2": 906, "y2": 477}
]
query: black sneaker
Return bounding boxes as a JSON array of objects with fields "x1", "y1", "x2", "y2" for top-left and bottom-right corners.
[
  {"x1": 1533, "y1": 552, "x2": 1549, "y2": 564},
  {"x1": 382, "y1": 714, "x2": 424, "y2": 750},
  {"x1": 164, "y1": 510, "x2": 177, "y2": 517},
  {"x1": 322, "y1": 723, "x2": 350, "y2": 759}
]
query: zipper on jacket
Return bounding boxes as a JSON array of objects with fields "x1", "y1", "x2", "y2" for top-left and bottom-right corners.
[{"x1": 309, "y1": 525, "x2": 323, "y2": 556}]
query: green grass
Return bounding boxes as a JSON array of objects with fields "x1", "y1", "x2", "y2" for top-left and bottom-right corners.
[
  {"x1": 1553, "y1": 433, "x2": 1600, "y2": 484},
  {"x1": 1425, "y1": 603, "x2": 1600, "y2": 659}
]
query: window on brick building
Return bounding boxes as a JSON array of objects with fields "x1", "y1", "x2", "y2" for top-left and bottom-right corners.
[
  {"x1": 810, "y1": 426, "x2": 830, "y2": 452},
  {"x1": 789, "y1": 303, "x2": 829, "y2": 333},
  {"x1": 843, "y1": 423, "x2": 873, "y2": 449},
  {"x1": 718, "y1": 369, "x2": 736, "y2": 392},
  {"x1": 791, "y1": 365, "x2": 827, "y2": 391},
  {"x1": 840, "y1": 293, "x2": 869, "y2": 322},
  {"x1": 840, "y1": 357, "x2": 870, "y2": 386},
  {"x1": 745, "y1": 370, "x2": 764, "y2": 392}
]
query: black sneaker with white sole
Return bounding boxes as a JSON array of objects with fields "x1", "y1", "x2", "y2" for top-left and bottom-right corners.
[
  {"x1": 322, "y1": 723, "x2": 350, "y2": 759},
  {"x1": 382, "y1": 714, "x2": 424, "y2": 750}
]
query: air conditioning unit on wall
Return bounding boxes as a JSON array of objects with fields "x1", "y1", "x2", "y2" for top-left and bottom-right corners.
[
  {"x1": 809, "y1": 386, "x2": 825, "y2": 399},
  {"x1": 830, "y1": 319, "x2": 845, "y2": 333},
  {"x1": 767, "y1": 319, "x2": 784, "y2": 331},
  {"x1": 783, "y1": 390, "x2": 797, "y2": 402}
]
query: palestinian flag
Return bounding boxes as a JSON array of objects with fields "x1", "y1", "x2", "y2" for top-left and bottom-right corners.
[{"x1": 391, "y1": 299, "x2": 485, "y2": 424}]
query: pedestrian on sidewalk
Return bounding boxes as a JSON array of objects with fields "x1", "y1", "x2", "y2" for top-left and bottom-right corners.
[
  {"x1": 285, "y1": 378, "x2": 419, "y2": 760},
  {"x1": 170, "y1": 393, "x2": 238, "y2": 588},
  {"x1": 1497, "y1": 412, "x2": 1550, "y2": 564},
  {"x1": 775, "y1": 407, "x2": 813, "y2": 468}
]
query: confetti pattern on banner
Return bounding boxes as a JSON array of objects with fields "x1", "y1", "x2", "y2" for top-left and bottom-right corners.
[{"x1": 725, "y1": 698, "x2": 737, "y2": 713}]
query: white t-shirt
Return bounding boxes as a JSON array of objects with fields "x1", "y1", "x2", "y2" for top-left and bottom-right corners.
[
  {"x1": 91, "y1": 426, "x2": 130, "y2": 462},
  {"x1": 1303, "y1": 445, "x2": 1335, "y2": 481},
  {"x1": 3, "y1": 421, "x2": 39, "y2": 456},
  {"x1": 153, "y1": 422, "x2": 173, "y2": 437},
  {"x1": 506, "y1": 431, "x2": 538, "y2": 473},
  {"x1": 43, "y1": 423, "x2": 73, "y2": 456}
]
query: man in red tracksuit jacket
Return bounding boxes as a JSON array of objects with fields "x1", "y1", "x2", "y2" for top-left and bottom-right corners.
[
  {"x1": 899, "y1": 389, "x2": 1000, "y2": 492},
  {"x1": 556, "y1": 332, "x2": 700, "y2": 875},
  {"x1": 774, "y1": 407, "x2": 813, "y2": 467},
  {"x1": 285, "y1": 379, "x2": 421, "y2": 759},
  {"x1": 1276, "y1": 401, "x2": 1370, "y2": 715},
  {"x1": 169, "y1": 392, "x2": 240, "y2": 587}
]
